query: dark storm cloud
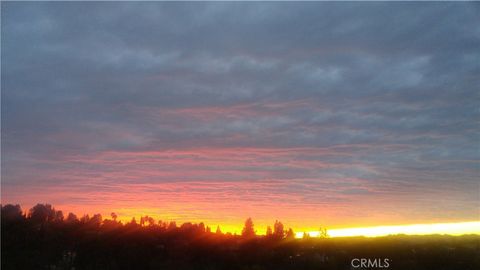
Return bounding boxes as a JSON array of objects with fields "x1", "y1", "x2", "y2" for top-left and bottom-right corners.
[{"x1": 2, "y1": 2, "x2": 479, "y2": 223}]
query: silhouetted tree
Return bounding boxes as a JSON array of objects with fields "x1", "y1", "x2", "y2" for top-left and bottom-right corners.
[
  {"x1": 80, "y1": 214, "x2": 90, "y2": 223},
  {"x1": 139, "y1": 215, "x2": 155, "y2": 226},
  {"x1": 147, "y1": 216, "x2": 155, "y2": 226},
  {"x1": 66, "y1": 212, "x2": 78, "y2": 223},
  {"x1": 1, "y1": 204, "x2": 23, "y2": 221},
  {"x1": 90, "y1": 214, "x2": 103, "y2": 227},
  {"x1": 181, "y1": 222, "x2": 193, "y2": 230},
  {"x1": 198, "y1": 222, "x2": 206, "y2": 233},
  {"x1": 242, "y1": 217, "x2": 255, "y2": 238},
  {"x1": 266, "y1": 226, "x2": 273, "y2": 236},
  {"x1": 102, "y1": 218, "x2": 121, "y2": 229},
  {"x1": 168, "y1": 221, "x2": 177, "y2": 230},
  {"x1": 318, "y1": 227, "x2": 328, "y2": 238},
  {"x1": 55, "y1": 210, "x2": 64, "y2": 222},
  {"x1": 129, "y1": 217, "x2": 138, "y2": 226},
  {"x1": 158, "y1": 220, "x2": 167, "y2": 229},
  {"x1": 29, "y1": 203, "x2": 55, "y2": 224},
  {"x1": 216, "y1": 225, "x2": 222, "y2": 235},
  {"x1": 286, "y1": 228, "x2": 295, "y2": 240},
  {"x1": 273, "y1": 220, "x2": 285, "y2": 239},
  {"x1": 111, "y1": 212, "x2": 118, "y2": 222}
]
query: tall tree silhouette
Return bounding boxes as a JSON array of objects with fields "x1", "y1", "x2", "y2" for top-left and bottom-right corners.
[
  {"x1": 266, "y1": 226, "x2": 273, "y2": 236},
  {"x1": 273, "y1": 220, "x2": 285, "y2": 239},
  {"x1": 241, "y1": 217, "x2": 255, "y2": 238},
  {"x1": 216, "y1": 225, "x2": 222, "y2": 235}
]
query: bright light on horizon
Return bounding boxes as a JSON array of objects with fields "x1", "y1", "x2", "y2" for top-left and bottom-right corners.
[{"x1": 295, "y1": 221, "x2": 480, "y2": 238}]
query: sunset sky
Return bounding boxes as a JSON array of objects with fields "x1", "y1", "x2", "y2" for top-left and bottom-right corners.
[{"x1": 2, "y1": 2, "x2": 479, "y2": 234}]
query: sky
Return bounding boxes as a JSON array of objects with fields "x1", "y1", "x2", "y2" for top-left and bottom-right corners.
[{"x1": 2, "y1": 2, "x2": 479, "y2": 234}]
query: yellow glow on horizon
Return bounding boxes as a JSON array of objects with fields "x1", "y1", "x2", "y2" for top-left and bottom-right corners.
[
  {"x1": 296, "y1": 221, "x2": 480, "y2": 238},
  {"x1": 67, "y1": 206, "x2": 479, "y2": 238}
]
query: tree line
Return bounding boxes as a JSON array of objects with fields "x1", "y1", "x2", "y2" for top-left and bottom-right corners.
[
  {"x1": 1, "y1": 203, "x2": 301, "y2": 270},
  {"x1": 1, "y1": 203, "x2": 297, "y2": 239},
  {"x1": 2, "y1": 203, "x2": 478, "y2": 270}
]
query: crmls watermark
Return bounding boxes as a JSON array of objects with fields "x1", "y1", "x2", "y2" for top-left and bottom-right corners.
[{"x1": 351, "y1": 258, "x2": 390, "y2": 269}]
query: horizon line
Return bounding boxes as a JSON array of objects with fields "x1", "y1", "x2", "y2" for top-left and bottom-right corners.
[
  {"x1": 298, "y1": 221, "x2": 480, "y2": 238},
  {"x1": 2, "y1": 203, "x2": 479, "y2": 238}
]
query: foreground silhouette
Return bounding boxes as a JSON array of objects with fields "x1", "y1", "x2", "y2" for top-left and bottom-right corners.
[{"x1": 2, "y1": 204, "x2": 479, "y2": 270}]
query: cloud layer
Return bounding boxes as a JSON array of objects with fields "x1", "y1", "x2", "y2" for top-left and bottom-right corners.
[{"x1": 2, "y1": 2, "x2": 479, "y2": 229}]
